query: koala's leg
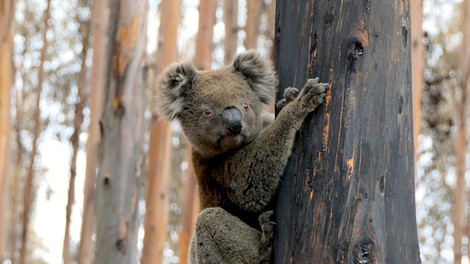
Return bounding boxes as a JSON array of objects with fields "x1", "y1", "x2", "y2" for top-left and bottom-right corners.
[{"x1": 190, "y1": 207, "x2": 267, "y2": 264}]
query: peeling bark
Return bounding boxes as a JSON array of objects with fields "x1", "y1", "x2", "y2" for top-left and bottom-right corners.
[{"x1": 94, "y1": 0, "x2": 147, "y2": 263}]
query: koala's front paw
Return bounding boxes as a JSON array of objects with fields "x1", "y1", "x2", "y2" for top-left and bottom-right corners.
[
  {"x1": 259, "y1": 210, "x2": 276, "y2": 240},
  {"x1": 297, "y1": 77, "x2": 328, "y2": 112},
  {"x1": 258, "y1": 210, "x2": 276, "y2": 263},
  {"x1": 276, "y1": 87, "x2": 299, "y2": 110}
]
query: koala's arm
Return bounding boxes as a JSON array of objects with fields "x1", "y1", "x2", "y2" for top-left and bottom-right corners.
[{"x1": 218, "y1": 78, "x2": 328, "y2": 212}]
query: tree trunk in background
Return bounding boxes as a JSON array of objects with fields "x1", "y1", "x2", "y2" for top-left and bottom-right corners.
[
  {"x1": 9, "y1": 35, "x2": 28, "y2": 264},
  {"x1": 454, "y1": 0, "x2": 469, "y2": 262},
  {"x1": 194, "y1": 0, "x2": 217, "y2": 70},
  {"x1": 141, "y1": 122, "x2": 172, "y2": 264},
  {"x1": 466, "y1": 0, "x2": 470, "y2": 260},
  {"x1": 273, "y1": 0, "x2": 421, "y2": 262},
  {"x1": 178, "y1": 144, "x2": 199, "y2": 264},
  {"x1": 77, "y1": 0, "x2": 107, "y2": 263},
  {"x1": 244, "y1": 0, "x2": 262, "y2": 49},
  {"x1": 140, "y1": 1, "x2": 179, "y2": 263},
  {"x1": 94, "y1": 0, "x2": 147, "y2": 262},
  {"x1": 0, "y1": 0, "x2": 15, "y2": 261},
  {"x1": 178, "y1": 2, "x2": 217, "y2": 262},
  {"x1": 266, "y1": 0, "x2": 276, "y2": 58},
  {"x1": 62, "y1": 19, "x2": 90, "y2": 264},
  {"x1": 223, "y1": 0, "x2": 238, "y2": 64},
  {"x1": 411, "y1": 0, "x2": 424, "y2": 167},
  {"x1": 19, "y1": 1, "x2": 51, "y2": 263}
]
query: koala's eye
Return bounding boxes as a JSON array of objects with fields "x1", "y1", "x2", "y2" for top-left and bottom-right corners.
[
  {"x1": 242, "y1": 103, "x2": 249, "y2": 111},
  {"x1": 203, "y1": 109, "x2": 213, "y2": 116}
]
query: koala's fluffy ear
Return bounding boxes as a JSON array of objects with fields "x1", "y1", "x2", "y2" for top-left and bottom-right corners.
[
  {"x1": 159, "y1": 63, "x2": 197, "y2": 120},
  {"x1": 233, "y1": 51, "x2": 277, "y2": 105}
]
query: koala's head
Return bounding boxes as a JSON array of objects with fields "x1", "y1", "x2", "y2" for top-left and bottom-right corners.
[{"x1": 159, "y1": 51, "x2": 276, "y2": 158}]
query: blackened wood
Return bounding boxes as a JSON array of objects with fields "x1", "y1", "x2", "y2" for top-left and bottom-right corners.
[{"x1": 273, "y1": 0, "x2": 421, "y2": 263}]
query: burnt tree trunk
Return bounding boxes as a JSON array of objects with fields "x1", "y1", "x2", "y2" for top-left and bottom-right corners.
[{"x1": 273, "y1": 0, "x2": 421, "y2": 263}]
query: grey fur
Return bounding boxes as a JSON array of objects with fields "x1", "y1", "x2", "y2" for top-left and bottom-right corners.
[
  {"x1": 159, "y1": 63, "x2": 197, "y2": 120},
  {"x1": 158, "y1": 51, "x2": 328, "y2": 264},
  {"x1": 233, "y1": 51, "x2": 277, "y2": 105}
]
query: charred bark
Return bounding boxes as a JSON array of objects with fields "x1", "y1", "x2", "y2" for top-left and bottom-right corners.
[{"x1": 273, "y1": 0, "x2": 421, "y2": 262}]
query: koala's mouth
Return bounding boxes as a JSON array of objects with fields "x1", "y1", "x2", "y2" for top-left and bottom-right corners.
[{"x1": 219, "y1": 134, "x2": 243, "y2": 148}]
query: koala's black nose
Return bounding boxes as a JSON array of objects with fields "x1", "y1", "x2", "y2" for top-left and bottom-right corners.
[{"x1": 222, "y1": 107, "x2": 242, "y2": 135}]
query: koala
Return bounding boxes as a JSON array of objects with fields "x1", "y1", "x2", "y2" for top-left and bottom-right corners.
[{"x1": 159, "y1": 51, "x2": 328, "y2": 264}]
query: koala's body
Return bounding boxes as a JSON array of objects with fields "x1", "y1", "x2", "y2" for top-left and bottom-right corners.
[{"x1": 159, "y1": 51, "x2": 327, "y2": 264}]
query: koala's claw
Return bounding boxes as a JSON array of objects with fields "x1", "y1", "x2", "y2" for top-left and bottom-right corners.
[
  {"x1": 314, "y1": 93, "x2": 327, "y2": 104},
  {"x1": 276, "y1": 87, "x2": 299, "y2": 110},
  {"x1": 303, "y1": 78, "x2": 328, "y2": 94},
  {"x1": 277, "y1": 78, "x2": 328, "y2": 113},
  {"x1": 258, "y1": 210, "x2": 274, "y2": 225},
  {"x1": 298, "y1": 78, "x2": 329, "y2": 111},
  {"x1": 284, "y1": 87, "x2": 299, "y2": 102},
  {"x1": 259, "y1": 210, "x2": 276, "y2": 242},
  {"x1": 258, "y1": 210, "x2": 275, "y2": 263},
  {"x1": 276, "y1": 98, "x2": 288, "y2": 110}
]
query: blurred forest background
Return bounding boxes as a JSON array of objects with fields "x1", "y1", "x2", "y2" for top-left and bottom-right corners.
[{"x1": 0, "y1": 0, "x2": 468, "y2": 263}]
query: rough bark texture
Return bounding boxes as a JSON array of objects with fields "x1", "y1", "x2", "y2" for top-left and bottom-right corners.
[
  {"x1": 94, "y1": 0, "x2": 147, "y2": 263},
  {"x1": 411, "y1": 0, "x2": 424, "y2": 163},
  {"x1": 453, "y1": 0, "x2": 469, "y2": 262},
  {"x1": 273, "y1": 0, "x2": 421, "y2": 263},
  {"x1": 19, "y1": 1, "x2": 50, "y2": 263},
  {"x1": 0, "y1": 0, "x2": 15, "y2": 261},
  {"x1": 140, "y1": 1, "x2": 179, "y2": 263},
  {"x1": 77, "y1": 1, "x2": 107, "y2": 263},
  {"x1": 63, "y1": 21, "x2": 90, "y2": 264},
  {"x1": 178, "y1": 144, "x2": 199, "y2": 264},
  {"x1": 223, "y1": 0, "x2": 238, "y2": 64}
]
